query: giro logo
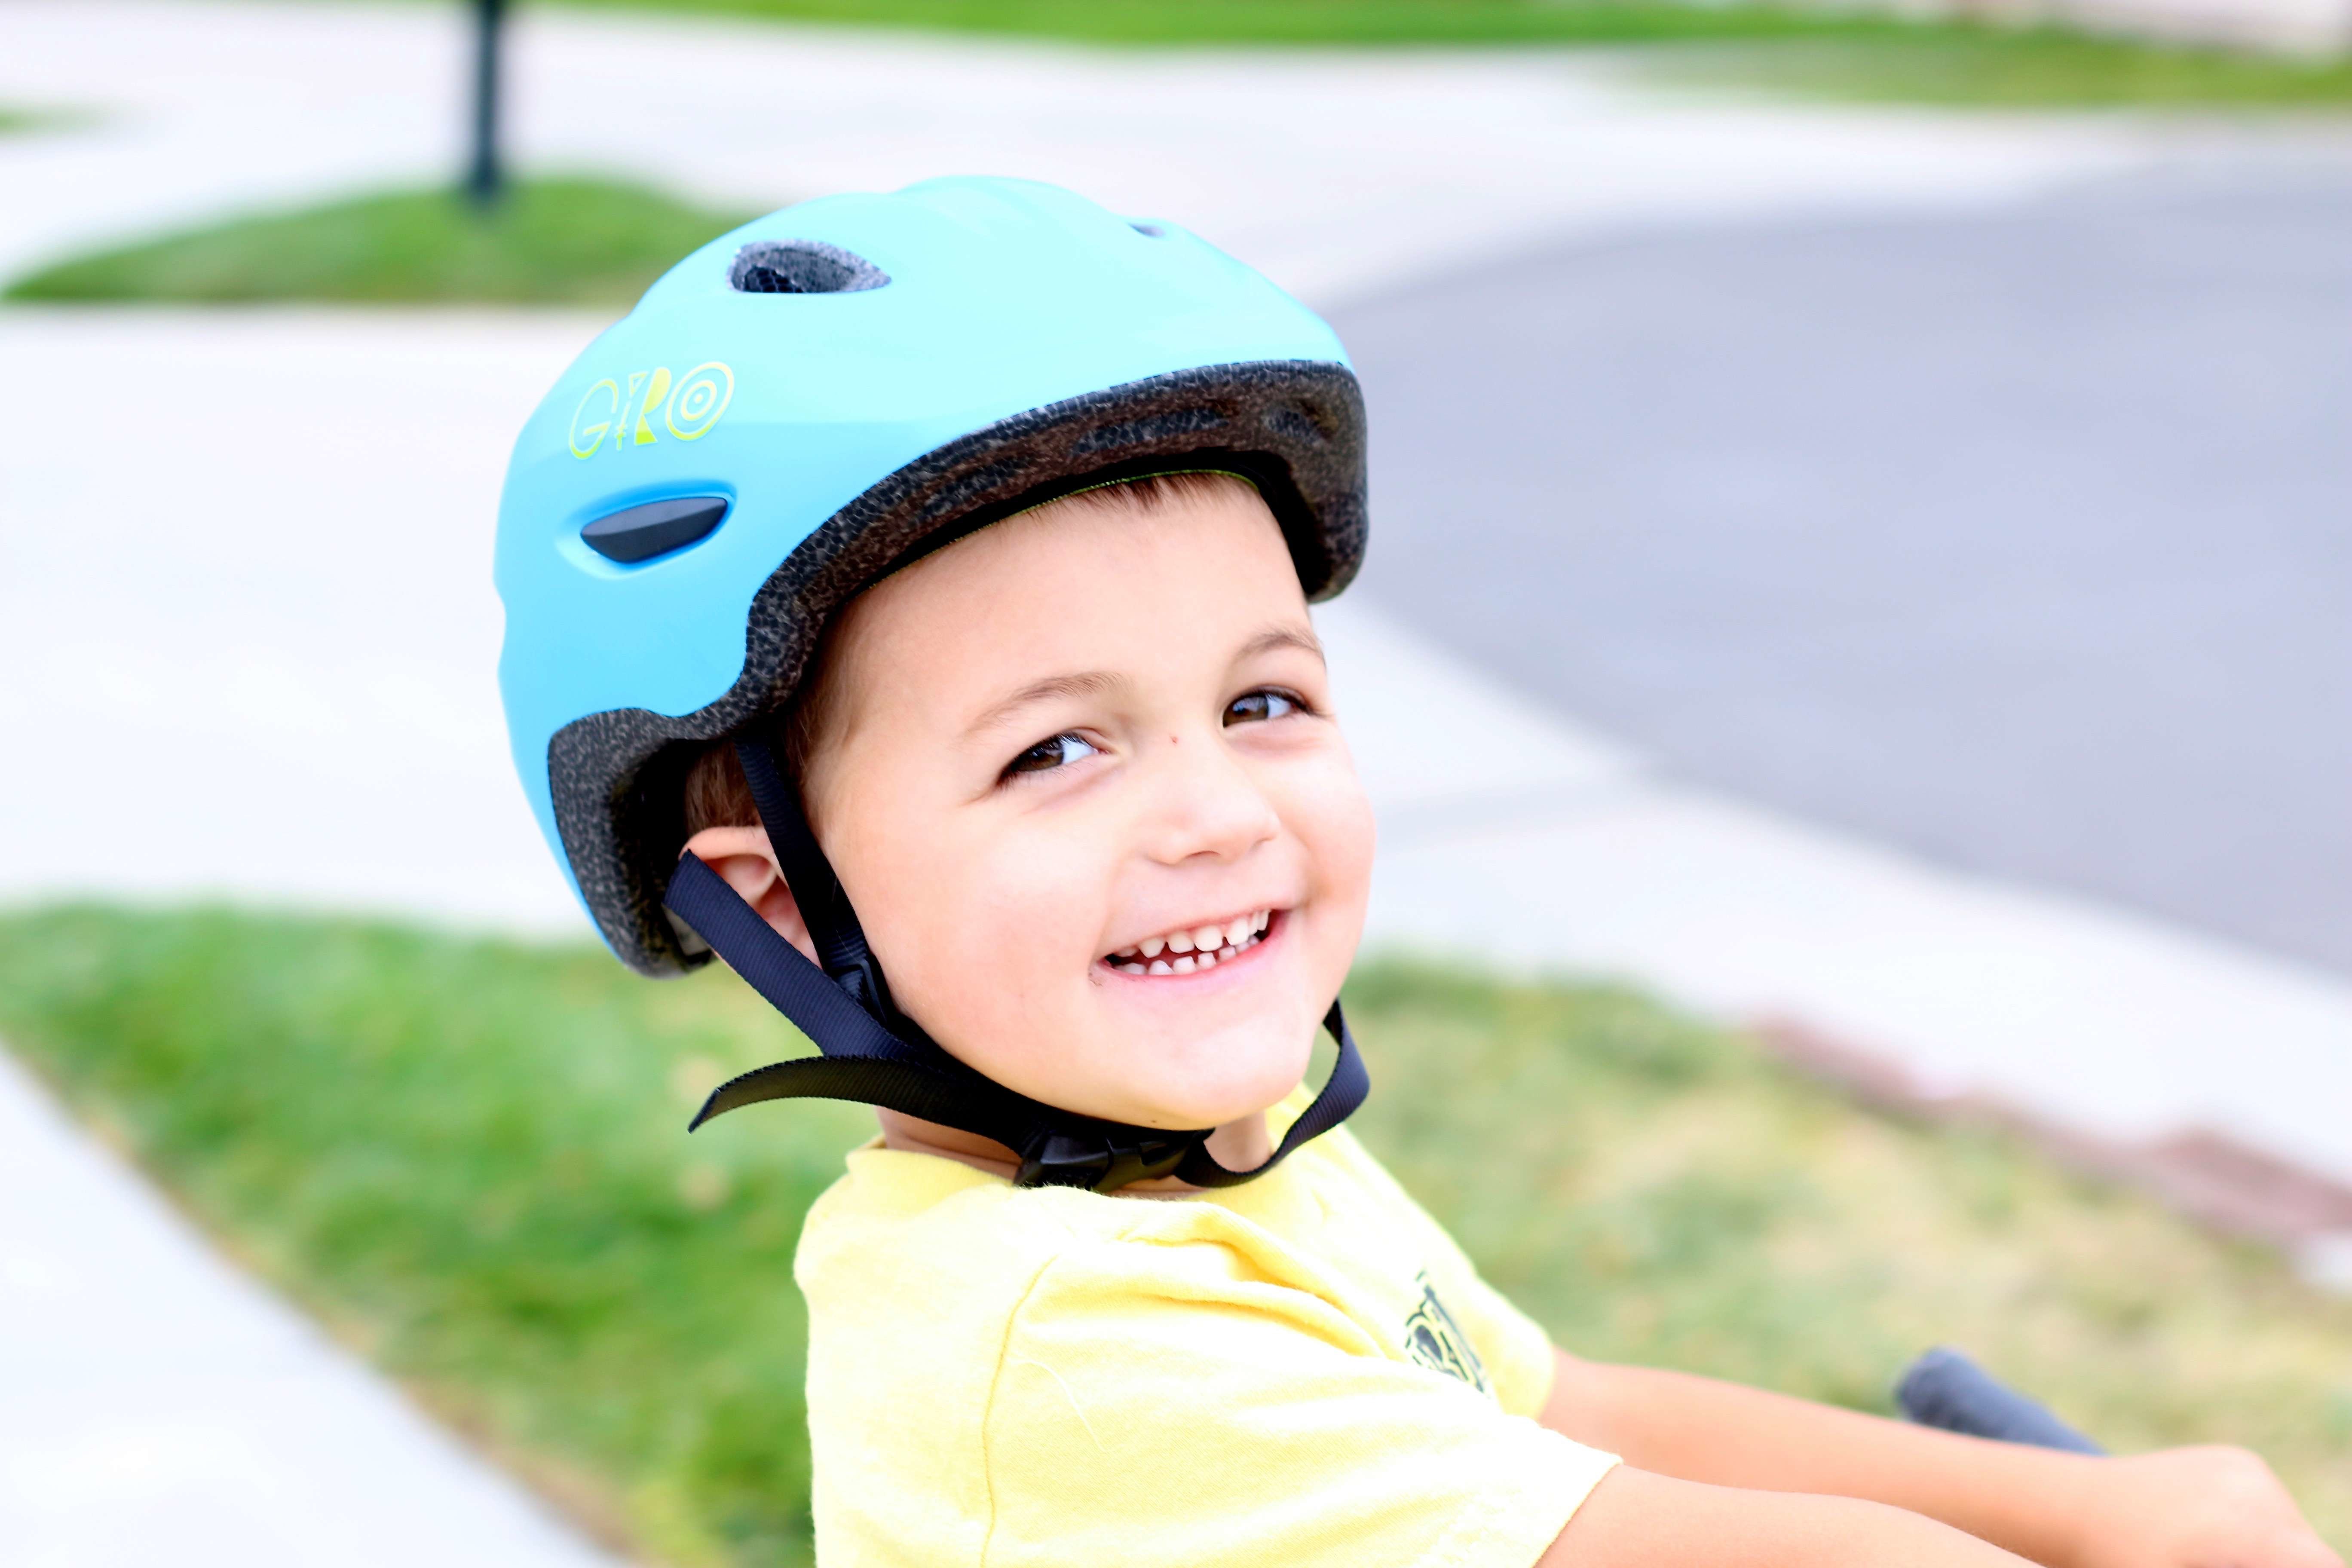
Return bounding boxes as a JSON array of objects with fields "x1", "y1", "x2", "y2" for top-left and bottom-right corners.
[{"x1": 569, "y1": 361, "x2": 734, "y2": 457}]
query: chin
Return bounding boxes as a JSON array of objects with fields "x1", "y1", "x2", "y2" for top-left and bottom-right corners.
[
  {"x1": 1126, "y1": 1018, "x2": 1320, "y2": 1131},
  {"x1": 936, "y1": 958, "x2": 1332, "y2": 1130}
]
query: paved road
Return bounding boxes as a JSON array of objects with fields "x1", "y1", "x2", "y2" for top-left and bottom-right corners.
[{"x1": 1337, "y1": 149, "x2": 2352, "y2": 978}]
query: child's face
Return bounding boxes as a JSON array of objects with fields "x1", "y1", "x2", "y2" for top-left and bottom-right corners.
[{"x1": 802, "y1": 487, "x2": 1375, "y2": 1134}]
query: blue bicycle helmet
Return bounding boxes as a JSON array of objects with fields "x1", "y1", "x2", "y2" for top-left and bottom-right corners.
[{"x1": 496, "y1": 176, "x2": 1369, "y2": 1191}]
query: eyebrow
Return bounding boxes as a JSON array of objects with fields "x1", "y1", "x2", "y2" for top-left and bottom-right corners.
[
  {"x1": 968, "y1": 671, "x2": 1126, "y2": 737},
  {"x1": 964, "y1": 623, "x2": 1325, "y2": 738},
  {"x1": 1238, "y1": 623, "x2": 1325, "y2": 665}
]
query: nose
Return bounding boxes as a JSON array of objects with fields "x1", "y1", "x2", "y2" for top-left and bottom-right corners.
[{"x1": 1139, "y1": 725, "x2": 1282, "y2": 867}]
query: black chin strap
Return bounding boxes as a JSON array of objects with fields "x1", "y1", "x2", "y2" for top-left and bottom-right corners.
[{"x1": 662, "y1": 736, "x2": 1369, "y2": 1193}]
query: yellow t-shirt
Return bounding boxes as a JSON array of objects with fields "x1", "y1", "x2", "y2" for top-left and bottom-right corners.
[{"x1": 794, "y1": 1106, "x2": 1619, "y2": 1568}]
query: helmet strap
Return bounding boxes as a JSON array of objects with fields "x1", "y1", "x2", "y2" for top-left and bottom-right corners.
[
  {"x1": 659, "y1": 736, "x2": 1368, "y2": 1192},
  {"x1": 730, "y1": 733, "x2": 921, "y2": 1037}
]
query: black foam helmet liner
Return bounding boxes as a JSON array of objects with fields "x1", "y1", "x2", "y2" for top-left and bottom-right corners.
[{"x1": 548, "y1": 360, "x2": 1367, "y2": 975}]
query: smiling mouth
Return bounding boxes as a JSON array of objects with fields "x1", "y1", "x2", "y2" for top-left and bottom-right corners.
[{"x1": 1102, "y1": 909, "x2": 1274, "y2": 977}]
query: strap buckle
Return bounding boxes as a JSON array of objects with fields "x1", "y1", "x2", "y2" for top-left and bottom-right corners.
[{"x1": 1015, "y1": 1127, "x2": 1200, "y2": 1192}]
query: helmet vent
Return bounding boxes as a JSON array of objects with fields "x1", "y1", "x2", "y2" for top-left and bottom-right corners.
[
  {"x1": 730, "y1": 240, "x2": 889, "y2": 294},
  {"x1": 581, "y1": 496, "x2": 731, "y2": 564}
]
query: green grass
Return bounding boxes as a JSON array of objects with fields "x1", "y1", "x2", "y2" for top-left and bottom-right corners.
[
  {"x1": 1643, "y1": 31, "x2": 2352, "y2": 106},
  {"x1": 0, "y1": 905, "x2": 2347, "y2": 1568},
  {"x1": 265, "y1": 0, "x2": 2352, "y2": 108},
  {"x1": 551, "y1": 0, "x2": 1911, "y2": 43},
  {"x1": 0, "y1": 104, "x2": 106, "y2": 137},
  {"x1": 562, "y1": 0, "x2": 2352, "y2": 107},
  {"x1": 4, "y1": 178, "x2": 760, "y2": 306}
]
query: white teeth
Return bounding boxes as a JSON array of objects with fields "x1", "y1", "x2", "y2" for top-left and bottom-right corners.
[{"x1": 1117, "y1": 912, "x2": 1278, "y2": 975}]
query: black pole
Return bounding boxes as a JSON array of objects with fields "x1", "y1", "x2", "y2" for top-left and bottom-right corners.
[{"x1": 466, "y1": 0, "x2": 508, "y2": 208}]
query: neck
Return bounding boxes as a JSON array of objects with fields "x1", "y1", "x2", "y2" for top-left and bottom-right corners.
[{"x1": 875, "y1": 1107, "x2": 1274, "y2": 1193}]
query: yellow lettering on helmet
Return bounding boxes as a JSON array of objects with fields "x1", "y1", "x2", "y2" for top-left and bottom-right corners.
[
  {"x1": 570, "y1": 362, "x2": 734, "y2": 456},
  {"x1": 666, "y1": 362, "x2": 735, "y2": 441},
  {"x1": 568, "y1": 378, "x2": 621, "y2": 458},
  {"x1": 634, "y1": 367, "x2": 673, "y2": 445},
  {"x1": 616, "y1": 370, "x2": 651, "y2": 455}
]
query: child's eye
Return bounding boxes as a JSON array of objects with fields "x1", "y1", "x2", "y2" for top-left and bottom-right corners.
[
  {"x1": 1224, "y1": 689, "x2": 1305, "y2": 726},
  {"x1": 1003, "y1": 732, "x2": 1100, "y2": 778}
]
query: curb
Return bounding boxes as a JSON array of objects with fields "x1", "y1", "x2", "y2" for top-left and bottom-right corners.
[{"x1": 1759, "y1": 1018, "x2": 2352, "y2": 1292}]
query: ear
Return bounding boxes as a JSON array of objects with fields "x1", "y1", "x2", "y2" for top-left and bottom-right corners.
[{"x1": 680, "y1": 825, "x2": 819, "y2": 964}]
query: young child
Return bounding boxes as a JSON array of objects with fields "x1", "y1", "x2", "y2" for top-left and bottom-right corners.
[{"x1": 496, "y1": 178, "x2": 2337, "y2": 1568}]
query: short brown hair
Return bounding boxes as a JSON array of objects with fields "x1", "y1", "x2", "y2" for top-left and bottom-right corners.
[
  {"x1": 680, "y1": 469, "x2": 1261, "y2": 834},
  {"x1": 680, "y1": 692, "x2": 829, "y2": 835}
]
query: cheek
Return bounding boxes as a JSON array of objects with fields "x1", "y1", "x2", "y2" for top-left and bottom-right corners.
[
  {"x1": 1293, "y1": 753, "x2": 1376, "y2": 899},
  {"x1": 972, "y1": 836, "x2": 1110, "y2": 987},
  {"x1": 1286, "y1": 755, "x2": 1376, "y2": 982},
  {"x1": 861, "y1": 816, "x2": 1111, "y2": 1042}
]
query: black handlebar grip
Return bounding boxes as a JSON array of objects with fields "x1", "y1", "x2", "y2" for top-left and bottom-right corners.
[{"x1": 1896, "y1": 1347, "x2": 2105, "y2": 1455}]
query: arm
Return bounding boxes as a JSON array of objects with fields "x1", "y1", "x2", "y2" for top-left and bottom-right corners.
[
  {"x1": 1542, "y1": 1464, "x2": 2031, "y2": 1568},
  {"x1": 1542, "y1": 1350, "x2": 2342, "y2": 1568}
]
